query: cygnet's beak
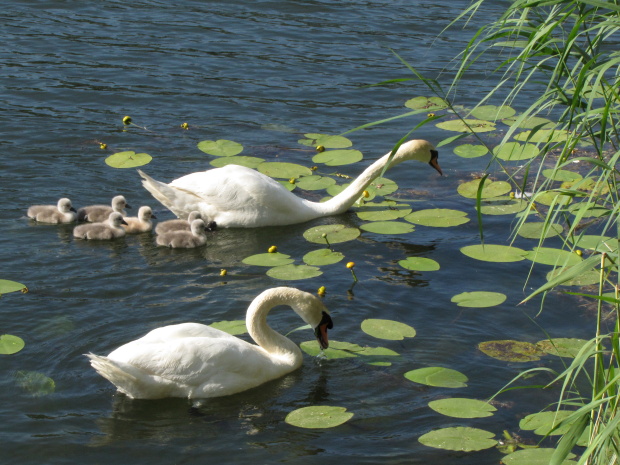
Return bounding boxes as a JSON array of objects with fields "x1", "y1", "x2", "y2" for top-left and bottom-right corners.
[
  {"x1": 121, "y1": 218, "x2": 128, "y2": 225},
  {"x1": 70, "y1": 207, "x2": 77, "y2": 212},
  {"x1": 429, "y1": 149, "x2": 443, "y2": 176},
  {"x1": 151, "y1": 214, "x2": 157, "y2": 219},
  {"x1": 125, "y1": 203, "x2": 132, "y2": 209},
  {"x1": 314, "y1": 311, "x2": 333, "y2": 350}
]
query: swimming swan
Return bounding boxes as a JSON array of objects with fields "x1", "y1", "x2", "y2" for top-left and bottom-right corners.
[
  {"x1": 27, "y1": 198, "x2": 77, "y2": 224},
  {"x1": 138, "y1": 139, "x2": 442, "y2": 228},
  {"x1": 86, "y1": 287, "x2": 333, "y2": 399},
  {"x1": 77, "y1": 195, "x2": 131, "y2": 222},
  {"x1": 122, "y1": 206, "x2": 156, "y2": 234},
  {"x1": 73, "y1": 212, "x2": 128, "y2": 240},
  {"x1": 155, "y1": 218, "x2": 208, "y2": 248}
]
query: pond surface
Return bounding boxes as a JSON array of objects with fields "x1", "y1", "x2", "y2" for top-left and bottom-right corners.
[{"x1": 1, "y1": 1, "x2": 598, "y2": 463}]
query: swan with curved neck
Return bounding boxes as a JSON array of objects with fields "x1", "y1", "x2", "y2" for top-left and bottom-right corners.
[
  {"x1": 86, "y1": 287, "x2": 333, "y2": 399},
  {"x1": 138, "y1": 139, "x2": 441, "y2": 228}
]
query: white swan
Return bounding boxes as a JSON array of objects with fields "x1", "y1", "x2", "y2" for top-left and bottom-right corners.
[
  {"x1": 73, "y1": 212, "x2": 128, "y2": 240},
  {"x1": 27, "y1": 198, "x2": 77, "y2": 224},
  {"x1": 77, "y1": 195, "x2": 131, "y2": 223},
  {"x1": 155, "y1": 210, "x2": 203, "y2": 235},
  {"x1": 138, "y1": 139, "x2": 441, "y2": 228},
  {"x1": 86, "y1": 287, "x2": 333, "y2": 399},
  {"x1": 122, "y1": 206, "x2": 156, "y2": 234},
  {"x1": 155, "y1": 219, "x2": 208, "y2": 248}
]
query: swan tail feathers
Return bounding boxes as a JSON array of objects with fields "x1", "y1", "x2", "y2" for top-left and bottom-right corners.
[
  {"x1": 137, "y1": 170, "x2": 186, "y2": 218},
  {"x1": 86, "y1": 353, "x2": 143, "y2": 397}
]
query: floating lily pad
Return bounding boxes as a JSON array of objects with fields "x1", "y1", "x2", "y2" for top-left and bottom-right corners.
[
  {"x1": 295, "y1": 175, "x2": 336, "y2": 190},
  {"x1": 534, "y1": 191, "x2": 573, "y2": 207},
  {"x1": 266, "y1": 264, "x2": 322, "y2": 280},
  {"x1": 568, "y1": 201, "x2": 609, "y2": 218},
  {"x1": 258, "y1": 162, "x2": 312, "y2": 178},
  {"x1": 502, "y1": 448, "x2": 577, "y2": 465},
  {"x1": 197, "y1": 139, "x2": 243, "y2": 157},
  {"x1": 405, "y1": 208, "x2": 469, "y2": 227},
  {"x1": 210, "y1": 156, "x2": 265, "y2": 169},
  {"x1": 436, "y1": 118, "x2": 496, "y2": 133},
  {"x1": 278, "y1": 180, "x2": 296, "y2": 192},
  {"x1": 105, "y1": 151, "x2": 152, "y2": 168},
  {"x1": 460, "y1": 244, "x2": 527, "y2": 263},
  {"x1": 209, "y1": 320, "x2": 247, "y2": 335},
  {"x1": 14, "y1": 371, "x2": 55, "y2": 396},
  {"x1": 514, "y1": 129, "x2": 570, "y2": 143},
  {"x1": 525, "y1": 247, "x2": 583, "y2": 266},
  {"x1": 301, "y1": 340, "x2": 399, "y2": 365},
  {"x1": 493, "y1": 142, "x2": 538, "y2": 161},
  {"x1": 361, "y1": 319, "x2": 416, "y2": 340},
  {"x1": 367, "y1": 177, "x2": 399, "y2": 196},
  {"x1": 536, "y1": 338, "x2": 589, "y2": 358},
  {"x1": 480, "y1": 197, "x2": 529, "y2": 215},
  {"x1": 520, "y1": 410, "x2": 574, "y2": 435},
  {"x1": 405, "y1": 96, "x2": 449, "y2": 110},
  {"x1": 502, "y1": 115, "x2": 555, "y2": 130},
  {"x1": 570, "y1": 235, "x2": 616, "y2": 252},
  {"x1": 303, "y1": 224, "x2": 360, "y2": 244},
  {"x1": 542, "y1": 169, "x2": 583, "y2": 182},
  {"x1": 242, "y1": 252, "x2": 295, "y2": 267},
  {"x1": 517, "y1": 222, "x2": 563, "y2": 239},
  {"x1": 428, "y1": 398, "x2": 497, "y2": 418},
  {"x1": 419, "y1": 427, "x2": 497, "y2": 451},
  {"x1": 356, "y1": 205, "x2": 412, "y2": 221},
  {"x1": 457, "y1": 178, "x2": 511, "y2": 199},
  {"x1": 0, "y1": 279, "x2": 27, "y2": 295},
  {"x1": 404, "y1": 367, "x2": 468, "y2": 388},
  {"x1": 398, "y1": 257, "x2": 440, "y2": 272},
  {"x1": 302, "y1": 249, "x2": 344, "y2": 266},
  {"x1": 298, "y1": 134, "x2": 353, "y2": 149},
  {"x1": 285, "y1": 405, "x2": 354, "y2": 429},
  {"x1": 312, "y1": 149, "x2": 363, "y2": 166},
  {"x1": 451, "y1": 291, "x2": 506, "y2": 308},
  {"x1": 453, "y1": 144, "x2": 489, "y2": 158},
  {"x1": 470, "y1": 104, "x2": 516, "y2": 121},
  {"x1": 546, "y1": 266, "x2": 601, "y2": 286},
  {"x1": 478, "y1": 340, "x2": 543, "y2": 362},
  {"x1": 0, "y1": 334, "x2": 25, "y2": 355},
  {"x1": 360, "y1": 221, "x2": 414, "y2": 235}
]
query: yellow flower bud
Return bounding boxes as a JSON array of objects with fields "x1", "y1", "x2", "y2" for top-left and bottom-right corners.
[
  {"x1": 316, "y1": 145, "x2": 325, "y2": 152},
  {"x1": 268, "y1": 245, "x2": 277, "y2": 253},
  {"x1": 122, "y1": 116, "x2": 132, "y2": 125},
  {"x1": 99, "y1": 143, "x2": 107, "y2": 150},
  {"x1": 181, "y1": 122, "x2": 189, "y2": 129},
  {"x1": 220, "y1": 269, "x2": 227, "y2": 276},
  {"x1": 317, "y1": 286, "x2": 326, "y2": 296},
  {"x1": 346, "y1": 262, "x2": 355, "y2": 269}
]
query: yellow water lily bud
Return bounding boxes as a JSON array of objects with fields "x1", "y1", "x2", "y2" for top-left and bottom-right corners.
[
  {"x1": 220, "y1": 269, "x2": 227, "y2": 276},
  {"x1": 346, "y1": 262, "x2": 355, "y2": 269},
  {"x1": 311, "y1": 166, "x2": 318, "y2": 171},
  {"x1": 268, "y1": 245, "x2": 277, "y2": 253},
  {"x1": 576, "y1": 249, "x2": 583, "y2": 256},
  {"x1": 362, "y1": 190, "x2": 370, "y2": 198},
  {"x1": 21, "y1": 287, "x2": 29, "y2": 294},
  {"x1": 181, "y1": 122, "x2": 189, "y2": 129},
  {"x1": 509, "y1": 192, "x2": 515, "y2": 199},
  {"x1": 427, "y1": 112, "x2": 435, "y2": 118},
  {"x1": 317, "y1": 286, "x2": 326, "y2": 296},
  {"x1": 122, "y1": 116, "x2": 132, "y2": 125},
  {"x1": 316, "y1": 145, "x2": 325, "y2": 152},
  {"x1": 289, "y1": 178, "x2": 296, "y2": 184},
  {"x1": 99, "y1": 142, "x2": 107, "y2": 149}
]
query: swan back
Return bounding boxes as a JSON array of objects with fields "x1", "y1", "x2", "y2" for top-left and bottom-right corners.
[
  {"x1": 122, "y1": 206, "x2": 156, "y2": 233},
  {"x1": 27, "y1": 198, "x2": 77, "y2": 224}
]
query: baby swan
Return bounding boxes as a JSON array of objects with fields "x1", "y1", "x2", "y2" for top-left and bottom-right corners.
[
  {"x1": 122, "y1": 206, "x2": 156, "y2": 234},
  {"x1": 86, "y1": 287, "x2": 334, "y2": 399},
  {"x1": 27, "y1": 198, "x2": 77, "y2": 224},
  {"x1": 155, "y1": 210, "x2": 201, "y2": 235},
  {"x1": 77, "y1": 195, "x2": 131, "y2": 222},
  {"x1": 73, "y1": 212, "x2": 128, "y2": 240},
  {"x1": 156, "y1": 219, "x2": 208, "y2": 248}
]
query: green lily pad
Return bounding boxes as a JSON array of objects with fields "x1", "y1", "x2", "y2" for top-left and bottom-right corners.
[
  {"x1": 210, "y1": 156, "x2": 265, "y2": 169},
  {"x1": 285, "y1": 405, "x2": 354, "y2": 429},
  {"x1": 470, "y1": 105, "x2": 516, "y2": 121},
  {"x1": 534, "y1": 191, "x2": 573, "y2": 207},
  {"x1": 303, "y1": 224, "x2": 360, "y2": 244},
  {"x1": 436, "y1": 118, "x2": 496, "y2": 133},
  {"x1": 301, "y1": 340, "x2": 399, "y2": 365},
  {"x1": 404, "y1": 208, "x2": 469, "y2": 227},
  {"x1": 405, "y1": 96, "x2": 449, "y2": 110},
  {"x1": 519, "y1": 410, "x2": 574, "y2": 435},
  {"x1": 536, "y1": 338, "x2": 589, "y2": 358},
  {"x1": 295, "y1": 175, "x2": 336, "y2": 190},
  {"x1": 480, "y1": 197, "x2": 529, "y2": 215},
  {"x1": 278, "y1": 180, "x2": 296, "y2": 191},
  {"x1": 542, "y1": 169, "x2": 583, "y2": 182},
  {"x1": 0, "y1": 279, "x2": 27, "y2": 295},
  {"x1": 501, "y1": 115, "x2": 555, "y2": 130},
  {"x1": 360, "y1": 221, "x2": 415, "y2": 235},
  {"x1": 258, "y1": 162, "x2": 312, "y2": 178},
  {"x1": 460, "y1": 244, "x2": 527, "y2": 263},
  {"x1": 303, "y1": 249, "x2": 344, "y2": 266},
  {"x1": 366, "y1": 177, "x2": 399, "y2": 196},
  {"x1": 457, "y1": 178, "x2": 511, "y2": 199},
  {"x1": 266, "y1": 264, "x2": 322, "y2": 280},
  {"x1": 428, "y1": 398, "x2": 497, "y2": 418},
  {"x1": 356, "y1": 205, "x2": 412, "y2": 221},
  {"x1": 525, "y1": 247, "x2": 583, "y2": 266},
  {"x1": 242, "y1": 252, "x2": 295, "y2": 267},
  {"x1": 0, "y1": 334, "x2": 25, "y2": 355},
  {"x1": 361, "y1": 319, "x2": 416, "y2": 340},
  {"x1": 105, "y1": 151, "x2": 152, "y2": 168},
  {"x1": 419, "y1": 427, "x2": 497, "y2": 451},
  {"x1": 404, "y1": 367, "x2": 468, "y2": 388},
  {"x1": 502, "y1": 448, "x2": 576, "y2": 465},
  {"x1": 478, "y1": 340, "x2": 543, "y2": 362},
  {"x1": 197, "y1": 139, "x2": 243, "y2": 157},
  {"x1": 451, "y1": 291, "x2": 506, "y2": 308},
  {"x1": 568, "y1": 201, "x2": 609, "y2": 218},
  {"x1": 14, "y1": 371, "x2": 55, "y2": 396},
  {"x1": 312, "y1": 149, "x2": 363, "y2": 166},
  {"x1": 570, "y1": 235, "x2": 616, "y2": 253},
  {"x1": 514, "y1": 129, "x2": 570, "y2": 143},
  {"x1": 493, "y1": 142, "x2": 538, "y2": 161},
  {"x1": 209, "y1": 320, "x2": 247, "y2": 335},
  {"x1": 517, "y1": 222, "x2": 563, "y2": 239},
  {"x1": 546, "y1": 266, "x2": 601, "y2": 286},
  {"x1": 298, "y1": 134, "x2": 353, "y2": 149},
  {"x1": 398, "y1": 257, "x2": 440, "y2": 272},
  {"x1": 453, "y1": 144, "x2": 489, "y2": 158}
]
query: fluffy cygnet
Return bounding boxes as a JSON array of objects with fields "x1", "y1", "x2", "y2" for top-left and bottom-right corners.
[
  {"x1": 122, "y1": 206, "x2": 156, "y2": 234},
  {"x1": 154, "y1": 210, "x2": 201, "y2": 235},
  {"x1": 73, "y1": 212, "x2": 128, "y2": 240},
  {"x1": 156, "y1": 219, "x2": 208, "y2": 248},
  {"x1": 77, "y1": 195, "x2": 131, "y2": 222},
  {"x1": 27, "y1": 198, "x2": 77, "y2": 224}
]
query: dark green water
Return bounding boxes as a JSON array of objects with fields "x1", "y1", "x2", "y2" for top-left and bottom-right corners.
[{"x1": 1, "y1": 1, "x2": 596, "y2": 463}]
